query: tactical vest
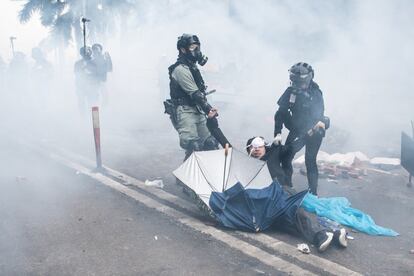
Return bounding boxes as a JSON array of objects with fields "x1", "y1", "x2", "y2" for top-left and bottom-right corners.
[
  {"x1": 168, "y1": 56, "x2": 206, "y2": 105},
  {"x1": 286, "y1": 82, "x2": 323, "y2": 133}
]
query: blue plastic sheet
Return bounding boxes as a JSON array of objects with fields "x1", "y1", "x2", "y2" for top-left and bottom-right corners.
[{"x1": 302, "y1": 194, "x2": 399, "y2": 236}]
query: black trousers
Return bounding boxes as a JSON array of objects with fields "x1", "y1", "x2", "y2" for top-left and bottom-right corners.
[
  {"x1": 295, "y1": 207, "x2": 327, "y2": 244},
  {"x1": 281, "y1": 132, "x2": 323, "y2": 195},
  {"x1": 276, "y1": 206, "x2": 329, "y2": 245},
  {"x1": 279, "y1": 186, "x2": 331, "y2": 245}
]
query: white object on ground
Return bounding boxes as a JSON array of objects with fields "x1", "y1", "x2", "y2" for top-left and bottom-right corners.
[
  {"x1": 370, "y1": 157, "x2": 400, "y2": 167},
  {"x1": 293, "y1": 151, "x2": 370, "y2": 167},
  {"x1": 297, "y1": 243, "x2": 310, "y2": 254},
  {"x1": 145, "y1": 179, "x2": 164, "y2": 188}
]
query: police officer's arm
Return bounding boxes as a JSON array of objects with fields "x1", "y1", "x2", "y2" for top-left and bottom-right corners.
[
  {"x1": 312, "y1": 89, "x2": 330, "y2": 129},
  {"x1": 273, "y1": 90, "x2": 291, "y2": 136},
  {"x1": 172, "y1": 65, "x2": 213, "y2": 114},
  {"x1": 206, "y1": 117, "x2": 232, "y2": 148},
  {"x1": 274, "y1": 107, "x2": 289, "y2": 136}
]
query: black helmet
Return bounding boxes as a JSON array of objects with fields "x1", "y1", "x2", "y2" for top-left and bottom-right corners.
[
  {"x1": 80, "y1": 46, "x2": 92, "y2": 59},
  {"x1": 177, "y1": 34, "x2": 200, "y2": 50},
  {"x1": 289, "y1": 62, "x2": 314, "y2": 89},
  {"x1": 92, "y1": 43, "x2": 103, "y2": 53}
]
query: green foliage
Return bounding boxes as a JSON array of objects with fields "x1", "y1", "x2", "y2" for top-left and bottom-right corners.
[{"x1": 18, "y1": 0, "x2": 135, "y2": 47}]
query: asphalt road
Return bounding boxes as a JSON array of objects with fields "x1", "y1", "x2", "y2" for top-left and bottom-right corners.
[
  {"x1": 0, "y1": 138, "x2": 288, "y2": 275},
  {"x1": 1, "y1": 116, "x2": 414, "y2": 275},
  {"x1": 93, "y1": 126, "x2": 414, "y2": 276}
]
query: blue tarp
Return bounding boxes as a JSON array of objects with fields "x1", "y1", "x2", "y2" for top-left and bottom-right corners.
[
  {"x1": 209, "y1": 181, "x2": 307, "y2": 232},
  {"x1": 302, "y1": 194, "x2": 399, "y2": 236}
]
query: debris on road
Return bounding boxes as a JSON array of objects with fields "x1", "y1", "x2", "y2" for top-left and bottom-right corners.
[
  {"x1": 154, "y1": 235, "x2": 158, "y2": 241},
  {"x1": 294, "y1": 151, "x2": 401, "y2": 181},
  {"x1": 347, "y1": 235, "x2": 355, "y2": 240},
  {"x1": 297, "y1": 243, "x2": 310, "y2": 254},
  {"x1": 409, "y1": 249, "x2": 414, "y2": 254},
  {"x1": 370, "y1": 157, "x2": 400, "y2": 170},
  {"x1": 145, "y1": 179, "x2": 164, "y2": 188}
]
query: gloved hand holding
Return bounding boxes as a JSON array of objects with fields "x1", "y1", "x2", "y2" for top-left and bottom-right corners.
[
  {"x1": 273, "y1": 133, "x2": 282, "y2": 145},
  {"x1": 314, "y1": 121, "x2": 326, "y2": 130},
  {"x1": 207, "y1": 108, "x2": 218, "y2": 118}
]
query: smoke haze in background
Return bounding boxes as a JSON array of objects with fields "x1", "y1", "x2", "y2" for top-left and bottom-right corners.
[{"x1": 1, "y1": 0, "x2": 413, "y2": 157}]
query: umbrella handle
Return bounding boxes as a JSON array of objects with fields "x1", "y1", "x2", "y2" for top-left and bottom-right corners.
[
  {"x1": 224, "y1": 143, "x2": 229, "y2": 156},
  {"x1": 222, "y1": 143, "x2": 230, "y2": 192}
]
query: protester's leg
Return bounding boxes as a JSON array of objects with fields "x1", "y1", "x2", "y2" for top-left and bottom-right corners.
[
  {"x1": 295, "y1": 207, "x2": 327, "y2": 243},
  {"x1": 318, "y1": 217, "x2": 348, "y2": 247},
  {"x1": 305, "y1": 134, "x2": 323, "y2": 195},
  {"x1": 295, "y1": 207, "x2": 334, "y2": 252}
]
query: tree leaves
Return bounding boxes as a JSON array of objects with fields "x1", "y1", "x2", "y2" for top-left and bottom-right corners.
[{"x1": 18, "y1": 0, "x2": 135, "y2": 47}]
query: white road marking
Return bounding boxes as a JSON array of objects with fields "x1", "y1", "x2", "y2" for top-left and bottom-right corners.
[
  {"x1": 48, "y1": 152, "x2": 316, "y2": 275},
  {"x1": 25, "y1": 141, "x2": 363, "y2": 276}
]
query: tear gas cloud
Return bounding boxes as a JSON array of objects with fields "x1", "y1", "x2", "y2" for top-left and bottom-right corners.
[{"x1": 1, "y1": 0, "x2": 413, "y2": 158}]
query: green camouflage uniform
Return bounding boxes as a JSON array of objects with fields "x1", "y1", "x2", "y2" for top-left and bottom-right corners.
[{"x1": 171, "y1": 63, "x2": 211, "y2": 149}]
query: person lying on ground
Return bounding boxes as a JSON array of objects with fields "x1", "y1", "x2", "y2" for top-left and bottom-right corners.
[{"x1": 206, "y1": 116, "x2": 347, "y2": 252}]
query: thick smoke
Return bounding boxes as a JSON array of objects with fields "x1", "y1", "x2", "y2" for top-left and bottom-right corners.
[{"x1": 1, "y1": 0, "x2": 413, "y2": 157}]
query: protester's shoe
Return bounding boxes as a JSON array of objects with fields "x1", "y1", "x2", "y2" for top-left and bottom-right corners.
[
  {"x1": 315, "y1": 231, "x2": 334, "y2": 252},
  {"x1": 334, "y1": 228, "x2": 348, "y2": 248}
]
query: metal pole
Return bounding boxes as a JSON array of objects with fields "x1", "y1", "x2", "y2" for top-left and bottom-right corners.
[
  {"x1": 92, "y1": 106, "x2": 102, "y2": 169},
  {"x1": 83, "y1": 20, "x2": 86, "y2": 49},
  {"x1": 81, "y1": 18, "x2": 90, "y2": 50},
  {"x1": 222, "y1": 143, "x2": 229, "y2": 192},
  {"x1": 9, "y1": 36, "x2": 16, "y2": 57},
  {"x1": 409, "y1": 120, "x2": 414, "y2": 187}
]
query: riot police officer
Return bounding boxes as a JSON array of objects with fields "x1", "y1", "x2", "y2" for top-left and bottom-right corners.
[
  {"x1": 274, "y1": 62, "x2": 329, "y2": 195},
  {"x1": 74, "y1": 46, "x2": 99, "y2": 115},
  {"x1": 166, "y1": 34, "x2": 218, "y2": 159}
]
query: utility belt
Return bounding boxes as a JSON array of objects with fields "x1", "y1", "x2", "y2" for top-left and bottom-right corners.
[
  {"x1": 163, "y1": 97, "x2": 198, "y2": 130},
  {"x1": 171, "y1": 97, "x2": 196, "y2": 107}
]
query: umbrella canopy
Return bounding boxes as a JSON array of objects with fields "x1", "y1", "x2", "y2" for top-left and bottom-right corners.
[
  {"x1": 173, "y1": 148, "x2": 307, "y2": 232},
  {"x1": 173, "y1": 148, "x2": 273, "y2": 207}
]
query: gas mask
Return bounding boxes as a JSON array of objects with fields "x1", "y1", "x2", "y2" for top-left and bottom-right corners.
[{"x1": 187, "y1": 47, "x2": 208, "y2": 66}]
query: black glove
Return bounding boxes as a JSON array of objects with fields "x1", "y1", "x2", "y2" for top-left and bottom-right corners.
[
  {"x1": 191, "y1": 90, "x2": 213, "y2": 114},
  {"x1": 206, "y1": 117, "x2": 219, "y2": 130}
]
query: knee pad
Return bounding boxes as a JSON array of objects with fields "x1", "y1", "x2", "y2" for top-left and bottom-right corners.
[
  {"x1": 184, "y1": 140, "x2": 203, "y2": 160},
  {"x1": 185, "y1": 140, "x2": 202, "y2": 154}
]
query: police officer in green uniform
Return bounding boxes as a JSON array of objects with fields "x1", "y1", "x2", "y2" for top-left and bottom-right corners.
[{"x1": 166, "y1": 34, "x2": 218, "y2": 160}]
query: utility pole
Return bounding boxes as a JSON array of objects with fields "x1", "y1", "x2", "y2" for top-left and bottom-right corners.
[{"x1": 9, "y1": 36, "x2": 16, "y2": 58}]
